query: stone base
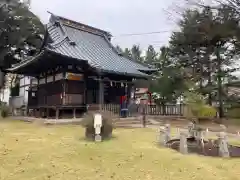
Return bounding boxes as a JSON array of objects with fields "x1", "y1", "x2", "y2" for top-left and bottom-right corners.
[{"x1": 95, "y1": 135, "x2": 102, "y2": 142}]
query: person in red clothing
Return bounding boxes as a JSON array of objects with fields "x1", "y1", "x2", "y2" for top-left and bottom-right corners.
[
  {"x1": 120, "y1": 95, "x2": 127, "y2": 117},
  {"x1": 120, "y1": 95, "x2": 127, "y2": 104}
]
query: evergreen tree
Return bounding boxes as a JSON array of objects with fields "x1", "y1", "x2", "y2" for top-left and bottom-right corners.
[
  {"x1": 122, "y1": 48, "x2": 131, "y2": 59},
  {"x1": 115, "y1": 45, "x2": 123, "y2": 54},
  {"x1": 145, "y1": 45, "x2": 158, "y2": 66},
  {"x1": 149, "y1": 46, "x2": 187, "y2": 114},
  {"x1": 0, "y1": 0, "x2": 44, "y2": 69},
  {"x1": 169, "y1": 6, "x2": 239, "y2": 117},
  {"x1": 131, "y1": 45, "x2": 143, "y2": 63}
]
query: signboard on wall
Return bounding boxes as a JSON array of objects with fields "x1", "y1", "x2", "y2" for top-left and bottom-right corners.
[{"x1": 65, "y1": 73, "x2": 84, "y2": 81}]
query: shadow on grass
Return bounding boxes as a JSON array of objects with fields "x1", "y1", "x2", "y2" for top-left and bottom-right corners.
[{"x1": 79, "y1": 135, "x2": 118, "y2": 142}]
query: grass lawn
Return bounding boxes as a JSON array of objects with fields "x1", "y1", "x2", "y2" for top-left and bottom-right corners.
[{"x1": 0, "y1": 120, "x2": 240, "y2": 180}]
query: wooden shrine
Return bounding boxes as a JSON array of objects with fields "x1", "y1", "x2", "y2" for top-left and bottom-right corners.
[{"x1": 6, "y1": 13, "x2": 155, "y2": 119}]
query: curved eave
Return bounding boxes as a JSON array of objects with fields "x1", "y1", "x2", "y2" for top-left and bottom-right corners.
[
  {"x1": 99, "y1": 68, "x2": 150, "y2": 79},
  {"x1": 5, "y1": 51, "x2": 45, "y2": 73},
  {"x1": 138, "y1": 68, "x2": 158, "y2": 74},
  {"x1": 46, "y1": 47, "x2": 150, "y2": 79}
]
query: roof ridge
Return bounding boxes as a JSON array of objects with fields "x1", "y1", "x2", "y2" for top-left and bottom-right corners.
[
  {"x1": 63, "y1": 23, "x2": 106, "y2": 38},
  {"x1": 6, "y1": 51, "x2": 45, "y2": 72},
  {"x1": 48, "y1": 12, "x2": 111, "y2": 38}
]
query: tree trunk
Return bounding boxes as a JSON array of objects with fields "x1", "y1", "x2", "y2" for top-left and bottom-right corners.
[
  {"x1": 199, "y1": 49, "x2": 202, "y2": 88},
  {"x1": 162, "y1": 102, "x2": 166, "y2": 115},
  {"x1": 216, "y1": 47, "x2": 224, "y2": 118},
  {"x1": 199, "y1": 58, "x2": 203, "y2": 91},
  {"x1": 206, "y1": 52, "x2": 212, "y2": 106}
]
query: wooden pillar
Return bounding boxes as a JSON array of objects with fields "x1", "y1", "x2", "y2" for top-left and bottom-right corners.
[
  {"x1": 39, "y1": 108, "x2": 42, "y2": 118},
  {"x1": 98, "y1": 76, "x2": 104, "y2": 111},
  {"x1": 56, "y1": 108, "x2": 59, "y2": 119},
  {"x1": 46, "y1": 108, "x2": 49, "y2": 119},
  {"x1": 84, "y1": 73, "x2": 87, "y2": 105},
  {"x1": 26, "y1": 78, "x2": 32, "y2": 117},
  {"x1": 26, "y1": 108, "x2": 29, "y2": 116},
  {"x1": 73, "y1": 108, "x2": 76, "y2": 119},
  {"x1": 126, "y1": 82, "x2": 132, "y2": 105},
  {"x1": 37, "y1": 77, "x2": 39, "y2": 108},
  {"x1": 33, "y1": 108, "x2": 36, "y2": 117},
  {"x1": 62, "y1": 79, "x2": 66, "y2": 105}
]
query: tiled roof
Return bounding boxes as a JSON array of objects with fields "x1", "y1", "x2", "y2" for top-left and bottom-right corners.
[
  {"x1": 45, "y1": 15, "x2": 154, "y2": 77},
  {"x1": 7, "y1": 14, "x2": 155, "y2": 78}
]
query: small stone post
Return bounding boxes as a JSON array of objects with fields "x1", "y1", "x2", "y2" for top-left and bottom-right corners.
[
  {"x1": 179, "y1": 132, "x2": 188, "y2": 154},
  {"x1": 196, "y1": 129, "x2": 205, "y2": 152},
  {"x1": 159, "y1": 127, "x2": 166, "y2": 146},
  {"x1": 165, "y1": 124, "x2": 171, "y2": 142},
  {"x1": 218, "y1": 132, "x2": 229, "y2": 158},
  {"x1": 188, "y1": 122, "x2": 195, "y2": 137},
  {"x1": 176, "y1": 128, "x2": 180, "y2": 138},
  {"x1": 196, "y1": 130, "x2": 204, "y2": 142},
  {"x1": 159, "y1": 124, "x2": 171, "y2": 146},
  {"x1": 220, "y1": 124, "x2": 227, "y2": 132},
  {"x1": 205, "y1": 128, "x2": 209, "y2": 138}
]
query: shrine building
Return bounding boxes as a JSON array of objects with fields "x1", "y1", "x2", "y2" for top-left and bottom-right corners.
[{"x1": 6, "y1": 13, "x2": 155, "y2": 119}]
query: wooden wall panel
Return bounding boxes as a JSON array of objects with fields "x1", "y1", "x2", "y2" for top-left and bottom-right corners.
[
  {"x1": 37, "y1": 81, "x2": 63, "y2": 106},
  {"x1": 38, "y1": 81, "x2": 63, "y2": 95},
  {"x1": 65, "y1": 81, "x2": 84, "y2": 94},
  {"x1": 63, "y1": 94, "x2": 83, "y2": 105},
  {"x1": 46, "y1": 94, "x2": 62, "y2": 106}
]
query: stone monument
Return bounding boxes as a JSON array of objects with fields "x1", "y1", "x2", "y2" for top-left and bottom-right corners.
[{"x1": 94, "y1": 113, "x2": 103, "y2": 142}]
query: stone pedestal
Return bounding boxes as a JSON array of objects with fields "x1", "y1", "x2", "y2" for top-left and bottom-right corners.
[{"x1": 95, "y1": 134, "x2": 102, "y2": 142}]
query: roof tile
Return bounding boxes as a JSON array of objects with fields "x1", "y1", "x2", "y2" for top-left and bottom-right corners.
[{"x1": 46, "y1": 21, "x2": 153, "y2": 77}]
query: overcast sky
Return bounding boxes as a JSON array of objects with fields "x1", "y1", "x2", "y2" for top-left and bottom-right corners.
[{"x1": 30, "y1": 0, "x2": 183, "y2": 50}]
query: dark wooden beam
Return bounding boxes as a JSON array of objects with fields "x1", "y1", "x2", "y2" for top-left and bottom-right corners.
[{"x1": 98, "y1": 75, "x2": 104, "y2": 111}]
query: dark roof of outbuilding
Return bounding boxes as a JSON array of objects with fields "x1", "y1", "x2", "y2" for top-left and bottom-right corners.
[{"x1": 8, "y1": 13, "x2": 156, "y2": 77}]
